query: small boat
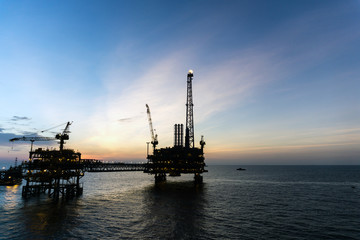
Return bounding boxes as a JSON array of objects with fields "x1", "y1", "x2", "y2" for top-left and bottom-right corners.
[{"x1": 237, "y1": 168, "x2": 246, "y2": 171}]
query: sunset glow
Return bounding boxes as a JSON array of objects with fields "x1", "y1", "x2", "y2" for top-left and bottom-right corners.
[{"x1": 0, "y1": 1, "x2": 359, "y2": 165}]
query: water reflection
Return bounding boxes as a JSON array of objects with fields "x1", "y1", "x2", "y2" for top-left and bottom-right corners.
[
  {"x1": 3, "y1": 185, "x2": 21, "y2": 210},
  {"x1": 19, "y1": 197, "x2": 82, "y2": 239},
  {"x1": 139, "y1": 181, "x2": 207, "y2": 239}
]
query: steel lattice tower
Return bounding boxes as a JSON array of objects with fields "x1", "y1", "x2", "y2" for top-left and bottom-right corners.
[{"x1": 185, "y1": 70, "x2": 194, "y2": 148}]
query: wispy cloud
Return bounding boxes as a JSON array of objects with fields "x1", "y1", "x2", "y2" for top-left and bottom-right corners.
[
  {"x1": 0, "y1": 132, "x2": 21, "y2": 145},
  {"x1": 11, "y1": 116, "x2": 31, "y2": 121},
  {"x1": 79, "y1": 52, "x2": 191, "y2": 154},
  {"x1": 118, "y1": 117, "x2": 138, "y2": 123},
  {"x1": 1, "y1": 1, "x2": 358, "y2": 163},
  {"x1": 209, "y1": 126, "x2": 360, "y2": 157},
  {"x1": 211, "y1": 142, "x2": 359, "y2": 155},
  {"x1": 253, "y1": 3, "x2": 360, "y2": 77},
  {"x1": 194, "y1": 49, "x2": 286, "y2": 122}
]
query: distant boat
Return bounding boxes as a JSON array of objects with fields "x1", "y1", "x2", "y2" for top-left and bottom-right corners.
[{"x1": 237, "y1": 168, "x2": 246, "y2": 171}]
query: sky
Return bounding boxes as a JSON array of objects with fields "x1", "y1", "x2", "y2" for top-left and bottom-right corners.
[{"x1": 0, "y1": 0, "x2": 359, "y2": 165}]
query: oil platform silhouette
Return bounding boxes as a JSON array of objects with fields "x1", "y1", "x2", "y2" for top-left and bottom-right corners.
[
  {"x1": 144, "y1": 70, "x2": 207, "y2": 183},
  {"x1": 5, "y1": 70, "x2": 206, "y2": 200},
  {"x1": 10, "y1": 122, "x2": 85, "y2": 199}
]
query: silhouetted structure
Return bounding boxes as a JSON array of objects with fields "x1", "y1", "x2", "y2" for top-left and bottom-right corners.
[
  {"x1": 174, "y1": 124, "x2": 184, "y2": 147},
  {"x1": 5, "y1": 71, "x2": 207, "y2": 200},
  {"x1": 83, "y1": 162, "x2": 146, "y2": 172},
  {"x1": 145, "y1": 70, "x2": 207, "y2": 183},
  {"x1": 8, "y1": 121, "x2": 146, "y2": 200},
  {"x1": 146, "y1": 104, "x2": 158, "y2": 152},
  {"x1": 13, "y1": 122, "x2": 84, "y2": 199},
  {"x1": 10, "y1": 122, "x2": 72, "y2": 152},
  {"x1": 185, "y1": 70, "x2": 195, "y2": 148},
  {"x1": 22, "y1": 148, "x2": 84, "y2": 199},
  {"x1": 0, "y1": 164, "x2": 22, "y2": 186}
]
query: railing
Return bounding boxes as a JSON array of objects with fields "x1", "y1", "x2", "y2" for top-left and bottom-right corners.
[{"x1": 82, "y1": 162, "x2": 147, "y2": 172}]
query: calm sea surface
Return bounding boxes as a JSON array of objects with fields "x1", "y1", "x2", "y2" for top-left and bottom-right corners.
[{"x1": 1, "y1": 165, "x2": 360, "y2": 240}]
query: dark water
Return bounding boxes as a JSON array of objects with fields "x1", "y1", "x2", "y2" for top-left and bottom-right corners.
[{"x1": 1, "y1": 165, "x2": 360, "y2": 239}]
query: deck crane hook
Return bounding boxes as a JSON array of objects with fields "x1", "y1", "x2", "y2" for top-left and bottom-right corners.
[{"x1": 146, "y1": 104, "x2": 158, "y2": 152}]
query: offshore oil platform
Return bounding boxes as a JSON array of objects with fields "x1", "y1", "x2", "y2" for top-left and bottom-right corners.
[
  {"x1": 9, "y1": 122, "x2": 85, "y2": 199},
  {"x1": 2, "y1": 70, "x2": 206, "y2": 199},
  {"x1": 144, "y1": 70, "x2": 207, "y2": 183},
  {"x1": 0, "y1": 158, "x2": 22, "y2": 186}
]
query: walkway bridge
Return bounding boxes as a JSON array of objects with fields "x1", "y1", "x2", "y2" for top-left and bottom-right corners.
[
  {"x1": 4, "y1": 152, "x2": 205, "y2": 200},
  {"x1": 5, "y1": 70, "x2": 207, "y2": 200},
  {"x1": 16, "y1": 153, "x2": 150, "y2": 199},
  {"x1": 82, "y1": 160, "x2": 147, "y2": 172}
]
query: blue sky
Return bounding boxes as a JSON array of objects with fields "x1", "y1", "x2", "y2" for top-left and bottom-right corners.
[{"x1": 0, "y1": 0, "x2": 359, "y2": 165}]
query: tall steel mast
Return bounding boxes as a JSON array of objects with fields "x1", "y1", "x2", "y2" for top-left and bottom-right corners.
[{"x1": 185, "y1": 70, "x2": 194, "y2": 148}]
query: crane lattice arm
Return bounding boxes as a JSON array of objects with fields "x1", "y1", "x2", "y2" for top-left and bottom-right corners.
[
  {"x1": 146, "y1": 104, "x2": 158, "y2": 151},
  {"x1": 10, "y1": 136, "x2": 56, "y2": 152},
  {"x1": 9, "y1": 121, "x2": 73, "y2": 152},
  {"x1": 10, "y1": 136, "x2": 55, "y2": 142}
]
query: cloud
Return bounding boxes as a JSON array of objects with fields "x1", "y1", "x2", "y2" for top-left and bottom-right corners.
[
  {"x1": 0, "y1": 126, "x2": 32, "y2": 145},
  {"x1": 0, "y1": 123, "x2": 56, "y2": 147},
  {"x1": 194, "y1": 49, "x2": 286, "y2": 121},
  {"x1": 2, "y1": 1, "x2": 357, "y2": 164},
  {"x1": 0, "y1": 124, "x2": 38, "y2": 138},
  {"x1": 118, "y1": 117, "x2": 138, "y2": 123},
  {"x1": 79, "y1": 38, "x2": 300, "y2": 157},
  {"x1": 256, "y1": 3, "x2": 360, "y2": 73},
  {"x1": 0, "y1": 132, "x2": 20, "y2": 145},
  {"x1": 11, "y1": 116, "x2": 31, "y2": 121}
]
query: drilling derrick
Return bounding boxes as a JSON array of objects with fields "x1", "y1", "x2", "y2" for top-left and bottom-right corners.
[
  {"x1": 185, "y1": 70, "x2": 194, "y2": 149},
  {"x1": 145, "y1": 70, "x2": 207, "y2": 183}
]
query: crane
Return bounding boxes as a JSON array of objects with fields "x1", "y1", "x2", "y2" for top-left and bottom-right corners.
[
  {"x1": 40, "y1": 121, "x2": 69, "y2": 133},
  {"x1": 146, "y1": 104, "x2": 158, "y2": 152},
  {"x1": 9, "y1": 136, "x2": 55, "y2": 152},
  {"x1": 9, "y1": 121, "x2": 73, "y2": 152},
  {"x1": 55, "y1": 121, "x2": 72, "y2": 151}
]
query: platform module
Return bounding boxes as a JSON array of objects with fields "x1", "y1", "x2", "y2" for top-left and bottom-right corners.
[{"x1": 145, "y1": 70, "x2": 207, "y2": 183}]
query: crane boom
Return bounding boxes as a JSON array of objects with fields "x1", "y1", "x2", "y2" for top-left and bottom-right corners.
[
  {"x1": 10, "y1": 136, "x2": 56, "y2": 152},
  {"x1": 9, "y1": 121, "x2": 73, "y2": 152},
  {"x1": 146, "y1": 104, "x2": 158, "y2": 151},
  {"x1": 10, "y1": 136, "x2": 55, "y2": 142},
  {"x1": 40, "y1": 122, "x2": 68, "y2": 133}
]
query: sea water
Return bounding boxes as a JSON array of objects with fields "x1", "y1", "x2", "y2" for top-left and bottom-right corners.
[{"x1": 1, "y1": 165, "x2": 360, "y2": 239}]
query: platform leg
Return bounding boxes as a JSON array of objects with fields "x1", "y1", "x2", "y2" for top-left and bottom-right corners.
[
  {"x1": 155, "y1": 173, "x2": 166, "y2": 183},
  {"x1": 194, "y1": 173, "x2": 203, "y2": 184}
]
